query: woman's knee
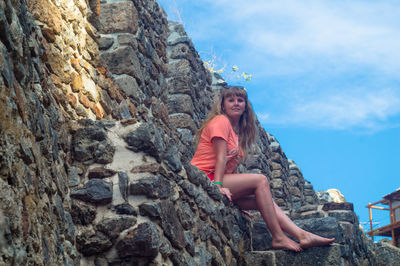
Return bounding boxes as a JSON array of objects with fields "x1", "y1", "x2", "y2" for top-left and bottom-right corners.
[{"x1": 254, "y1": 174, "x2": 269, "y2": 187}]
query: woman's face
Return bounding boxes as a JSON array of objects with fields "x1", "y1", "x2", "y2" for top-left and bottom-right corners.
[{"x1": 223, "y1": 95, "x2": 246, "y2": 120}]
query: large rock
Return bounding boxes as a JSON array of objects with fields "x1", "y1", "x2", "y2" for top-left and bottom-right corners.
[
  {"x1": 71, "y1": 179, "x2": 113, "y2": 205},
  {"x1": 99, "y1": 1, "x2": 139, "y2": 34},
  {"x1": 96, "y1": 217, "x2": 137, "y2": 243},
  {"x1": 116, "y1": 222, "x2": 160, "y2": 258},
  {"x1": 76, "y1": 229, "x2": 113, "y2": 256},
  {"x1": 159, "y1": 200, "x2": 186, "y2": 250},
  {"x1": 70, "y1": 200, "x2": 96, "y2": 225},
  {"x1": 73, "y1": 124, "x2": 115, "y2": 164},
  {"x1": 129, "y1": 175, "x2": 173, "y2": 199},
  {"x1": 100, "y1": 46, "x2": 144, "y2": 83},
  {"x1": 124, "y1": 122, "x2": 166, "y2": 161}
]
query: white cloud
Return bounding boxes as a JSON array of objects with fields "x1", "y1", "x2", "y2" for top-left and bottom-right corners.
[
  {"x1": 196, "y1": 0, "x2": 400, "y2": 75},
  {"x1": 258, "y1": 88, "x2": 400, "y2": 131},
  {"x1": 160, "y1": 0, "x2": 400, "y2": 131}
]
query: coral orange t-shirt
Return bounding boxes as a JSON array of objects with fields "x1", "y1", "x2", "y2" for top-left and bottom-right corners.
[{"x1": 191, "y1": 115, "x2": 242, "y2": 175}]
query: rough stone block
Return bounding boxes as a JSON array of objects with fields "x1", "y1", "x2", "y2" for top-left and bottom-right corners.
[
  {"x1": 129, "y1": 175, "x2": 173, "y2": 199},
  {"x1": 116, "y1": 222, "x2": 160, "y2": 258},
  {"x1": 96, "y1": 216, "x2": 137, "y2": 243},
  {"x1": 99, "y1": 2, "x2": 138, "y2": 34},
  {"x1": 76, "y1": 229, "x2": 112, "y2": 256},
  {"x1": 169, "y1": 113, "x2": 196, "y2": 132},
  {"x1": 124, "y1": 122, "x2": 166, "y2": 161},
  {"x1": 322, "y1": 202, "x2": 354, "y2": 211},
  {"x1": 167, "y1": 94, "x2": 194, "y2": 115},
  {"x1": 71, "y1": 179, "x2": 112, "y2": 205}
]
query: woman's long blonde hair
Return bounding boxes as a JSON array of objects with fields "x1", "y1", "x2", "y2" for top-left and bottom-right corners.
[{"x1": 195, "y1": 86, "x2": 257, "y2": 159}]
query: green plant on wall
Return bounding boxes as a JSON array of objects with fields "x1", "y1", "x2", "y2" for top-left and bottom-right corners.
[{"x1": 202, "y1": 51, "x2": 252, "y2": 88}]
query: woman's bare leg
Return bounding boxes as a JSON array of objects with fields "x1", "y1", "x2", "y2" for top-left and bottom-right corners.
[
  {"x1": 234, "y1": 189, "x2": 335, "y2": 249},
  {"x1": 222, "y1": 173, "x2": 302, "y2": 251},
  {"x1": 272, "y1": 202, "x2": 335, "y2": 248}
]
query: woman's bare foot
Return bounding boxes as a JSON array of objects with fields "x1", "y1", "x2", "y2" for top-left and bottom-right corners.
[
  {"x1": 299, "y1": 232, "x2": 335, "y2": 249},
  {"x1": 272, "y1": 236, "x2": 303, "y2": 252}
]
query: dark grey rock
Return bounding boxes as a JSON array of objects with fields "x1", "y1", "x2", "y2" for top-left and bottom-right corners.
[
  {"x1": 139, "y1": 201, "x2": 161, "y2": 217},
  {"x1": 159, "y1": 237, "x2": 173, "y2": 257},
  {"x1": 130, "y1": 175, "x2": 173, "y2": 199},
  {"x1": 169, "y1": 250, "x2": 187, "y2": 266},
  {"x1": 322, "y1": 202, "x2": 354, "y2": 211},
  {"x1": 295, "y1": 217, "x2": 341, "y2": 242},
  {"x1": 124, "y1": 122, "x2": 166, "y2": 161},
  {"x1": 113, "y1": 202, "x2": 137, "y2": 216},
  {"x1": 180, "y1": 180, "x2": 200, "y2": 199},
  {"x1": 114, "y1": 74, "x2": 144, "y2": 104},
  {"x1": 167, "y1": 94, "x2": 194, "y2": 115},
  {"x1": 68, "y1": 166, "x2": 80, "y2": 187},
  {"x1": 160, "y1": 200, "x2": 186, "y2": 249},
  {"x1": 71, "y1": 179, "x2": 112, "y2": 205},
  {"x1": 184, "y1": 162, "x2": 209, "y2": 187},
  {"x1": 98, "y1": 36, "x2": 114, "y2": 50},
  {"x1": 88, "y1": 167, "x2": 116, "y2": 179},
  {"x1": 116, "y1": 222, "x2": 160, "y2": 258},
  {"x1": 252, "y1": 222, "x2": 273, "y2": 251},
  {"x1": 194, "y1": 244, "x2": 212, "y2": 266},
  {"x1": 70, "y1": 200, "x2": 96, "y2": 225},
  {"x1": 184, "y1": 231, "x2": 195, "y2": 256},
  {"x1": 96, "y1": 216, "x2": 137, "y2": 243},
  {"x1": 76, "y1": 229, "x2": 113, "y2": 256},
  {"x1": 176, "y1": 200, "x2": 195, "y2": 230},
  {"x1": 100, "y1": 46, "x2": 143, "y2": 83},
  {"x1": 328, "y1": 211, "x2": 357, "y2": 224},
  {"x1": 164, "y1": 145, "x2": 182, "y2": 173},
  {"x1": 73, "y1": 126, "x2": 115, "y2": 164},
  {"x1": 118, "y1": 171, "x2": 129, "y2": 200},
  {"x1": 64, "y1": 212, "x2": 76, "y2": 242}
]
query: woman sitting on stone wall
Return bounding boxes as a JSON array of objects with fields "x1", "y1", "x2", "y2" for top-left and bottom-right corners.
[{"x1": 190, "y1": 86, "x2": 335, "y2": 251}]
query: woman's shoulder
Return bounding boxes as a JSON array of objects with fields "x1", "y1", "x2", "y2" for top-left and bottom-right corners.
[
  {"x1": 206, "y1": 115, "x2": 232, "y2": 131},
  {"x1": 210, "y1": 114, "x2": 230, "y2": 124}
]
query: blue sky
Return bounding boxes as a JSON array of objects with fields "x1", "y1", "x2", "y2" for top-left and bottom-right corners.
[{"x1": 158, "y1": 0, "x2": 400, "y2": 238}]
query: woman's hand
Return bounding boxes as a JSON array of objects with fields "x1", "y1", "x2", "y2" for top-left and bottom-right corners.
[{"x1": 218, "y1": 186, "x2": 232, "y2": 202}]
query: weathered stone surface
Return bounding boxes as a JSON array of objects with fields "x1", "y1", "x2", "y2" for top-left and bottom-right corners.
[
  {"x1": 167, "y1": 94, "x2": 194, "y2": 115},
  {"x1": 251, "y1": 222, "x2": 273, "y2": 251},
  {"x1": 139, "y1": 201, "x2": 161, "y2": 217},
  {"x1": 295, "y1": 217, "x2": 341, "y2": 241},
  {"x1": 96, "y1": 216, "x2": 137, "y2": 242},
  {"x1": 100, "y1": 46, "x2": 143, "y2": 83},
  {"x1": 164, "y1": 145, "x2": 182, "y2": 172},
  {"x1": 274, "y1": 245, "x2": 344, "y2": 265},
  {"x1": 130, "y1": 175, "x2": 173, "y2": 199},
  {"x1": 113, "y1": 202, "x2": 137, "y2": 216},
  {"x1": 169, "y1": 113, "x2": 196, "y2": 132},
  {"x1": 76, "y1": 229, "x2": 113, "y2": 256},
  {"x1": 124, "y1": 122, "x2": 166, "y2": 161},
  {"x1": 322, "y1": 202, "x2": 354, "y2": 211},
  {"x1": 100, "y1": 2, "x2": 139, "y2": 34},
  {"x1": 116, "y1": 222, "x2": 160, "y2": 258},
  {"x1": 73, "y1": 124, "x2": 115, "y2": 163},
  {"x1": 70, "y1": 200, "x2": 96, "y2": 225},
  {"x1": 88, "y1": 167, "x2": 116, "y2": 179},
  {"x1": 114, "y1": 74, "x2": 144, "y2": 104},
  {"x1": 160, "y1": 200, "x2": 186, "y2": 249},
  {"x1": 118, "y1": 171, "x2": 129, "y2": 201},
  {"x1": 71, "y1": 179, "x2": 112, "y2": 205}
]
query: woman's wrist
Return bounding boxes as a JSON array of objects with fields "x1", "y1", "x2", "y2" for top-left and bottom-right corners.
[{"x1": 213, "y1": 181, "x2": 223, "y2": 187}]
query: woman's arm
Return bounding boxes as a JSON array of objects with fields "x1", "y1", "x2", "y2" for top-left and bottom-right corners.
[{"x1": 212, "y1": 137, "x2": 232, "y2": 201}]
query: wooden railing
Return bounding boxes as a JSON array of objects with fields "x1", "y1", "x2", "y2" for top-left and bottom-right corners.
[{"x1": 366, "y1": 199, "x2": 400, "y2": 246}]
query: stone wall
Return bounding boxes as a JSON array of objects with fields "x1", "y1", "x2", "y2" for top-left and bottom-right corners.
[{"x1": 1, "y1": 0, "x2": 400, "y2": 265}]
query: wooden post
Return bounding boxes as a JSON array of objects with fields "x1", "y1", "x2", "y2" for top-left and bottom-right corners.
[
  {"x1": 368, "y1": 203, "x2": 374, "y2": 241},
  {"x1": 389, "y1": 201, "x2": 396, "y2": 246}
]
